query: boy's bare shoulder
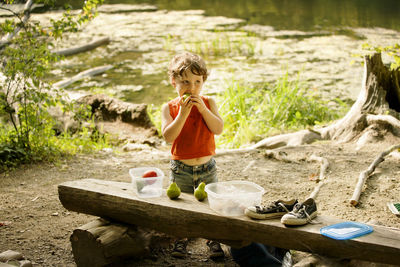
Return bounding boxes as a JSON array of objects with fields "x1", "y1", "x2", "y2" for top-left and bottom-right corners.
[
  {"x1": 205, "y1": 96, "x2": 217, "y2": 104},
  {"x1": 161, "y1": 103, "x2": 170, "y2": 112}
]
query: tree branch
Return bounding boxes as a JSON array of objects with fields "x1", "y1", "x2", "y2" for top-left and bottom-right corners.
[
  {"x1": 0, "y1": 0, "x2": 34, "y2": 49},
  {"x1": 350, "y1": 144, "x2": 400, "y2": 206}
]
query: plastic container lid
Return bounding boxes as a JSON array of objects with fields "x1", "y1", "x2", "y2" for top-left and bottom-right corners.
[{"x1": 320, "y1": 221, "x2": 373, "y2": 240}]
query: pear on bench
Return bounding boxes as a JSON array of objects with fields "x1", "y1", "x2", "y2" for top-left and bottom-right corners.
[
  {"x1": 167, "y1": 182, "x2": 181, "y2": 200},
  {"x1": 194, "y1": 182, "x2": 207, "y2": 201}
]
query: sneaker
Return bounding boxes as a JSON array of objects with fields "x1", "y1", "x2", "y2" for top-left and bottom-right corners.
[
  {"x1": 281, "y1": 198, "x2": 317, "y2": 226},
  {"x1": 245, "y1": 199, "x2": 298, "y2": 219},
  {"x1": 206, "y1": 240, "x2": 224, "y2": 259},
  {"x1": 282, "y1": 251, "x2": 293, "y2": 267},
  {"x1": 171, "y1": 239, "x2": 188, "y2": 258}
]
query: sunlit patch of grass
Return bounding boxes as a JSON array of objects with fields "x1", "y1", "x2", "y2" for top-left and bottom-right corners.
[
  {"x1": 0, "y1": 121, "x2": 112, "y2": 172},
  {"x1": 148, "y1": 103, "x2": 163, "y2": 137},
  {"x1": 163, "y1": 30, "x2": 260, "y2": 57},
  {"x1": 216, "y1": 72, "x2": 349, "y2": 148}
]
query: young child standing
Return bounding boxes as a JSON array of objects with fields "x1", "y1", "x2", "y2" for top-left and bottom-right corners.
[{"x1": 161, "y1": 51, "x2": 224, "y2": 258}]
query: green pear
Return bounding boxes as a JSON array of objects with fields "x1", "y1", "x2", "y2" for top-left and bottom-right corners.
[
  {"x1": 167, "y1": 182, "x2": 181, "y2": 200},
  {"x1": 182, "y1": 93, "x2": 191, "y2": 101},
  {"x1": 194, "y1": 182, "x2": 207, "y2": 201}
]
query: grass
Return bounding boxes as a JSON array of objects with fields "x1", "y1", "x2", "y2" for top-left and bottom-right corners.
[
  {"x1": 164, "y1": 30, "x2": 260, "y2": 57},
  {"x1": 0, "y1": 117, "x2": 112, "y2": 172},
  {"x1": 216, "y1": 73, "x2": 349, "y2": 148}
]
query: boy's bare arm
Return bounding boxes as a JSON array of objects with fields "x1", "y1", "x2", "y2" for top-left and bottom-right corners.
[{"x1": 161, "y1": 102, "x2": 190, "y2": 143}]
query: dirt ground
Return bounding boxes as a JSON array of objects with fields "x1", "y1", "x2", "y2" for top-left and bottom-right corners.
[{"x1": 1, "y1": 140, "x2": 400, "y2": 266}]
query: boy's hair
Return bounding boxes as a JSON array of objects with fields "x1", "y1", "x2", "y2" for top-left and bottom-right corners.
[{"x1": 168, "y1": 52, "x2": 208, "y2": 82}]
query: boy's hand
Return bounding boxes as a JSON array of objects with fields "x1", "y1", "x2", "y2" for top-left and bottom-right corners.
[
  {"x1": 189, "y1": 95, "x2": 207, "y2": 113},
  {"x1": 179, "y1": 95, "x2": 193, "y2": 116}
]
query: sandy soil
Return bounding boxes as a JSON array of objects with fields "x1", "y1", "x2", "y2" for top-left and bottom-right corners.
[{"x1": 1, "y1": 140, "x2": 400, "y2": 266}]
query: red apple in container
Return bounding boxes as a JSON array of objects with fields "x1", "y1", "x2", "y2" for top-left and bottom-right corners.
[{"x1": 142, "y1": 170, "x2": 158, "y2": 185}]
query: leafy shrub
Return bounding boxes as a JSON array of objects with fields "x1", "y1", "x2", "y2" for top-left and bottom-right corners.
[{"x1": 0, "y1": 0, "x2": 105, "y2": 171}]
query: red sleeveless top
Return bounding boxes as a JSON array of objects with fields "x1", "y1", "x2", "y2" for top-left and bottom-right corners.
[{"x1": 168, "y1": 96, "x2": 216, "y2": 160}]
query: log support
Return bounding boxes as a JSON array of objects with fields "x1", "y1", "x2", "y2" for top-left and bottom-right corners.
[{"x1": 70, "y1": 218, "x2": 150, "y2": 267}]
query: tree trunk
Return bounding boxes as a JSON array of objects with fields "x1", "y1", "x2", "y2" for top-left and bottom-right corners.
[
  {"x1": 70, "y1": 218, "x2": 150, "y2": 267},
  {"x1": 320, "y1": 53, "x2": 400, "y2": 143}
]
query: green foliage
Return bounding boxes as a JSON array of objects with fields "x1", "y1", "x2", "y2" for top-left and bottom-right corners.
[
  {"x1": 361, "y1": 43, "x2": 400, "y2": 70},
  {"x1": 0, "y1": 0, "x2": 105, "y2": 171},
  {"x1": 147, "y1": 103, "x2": 163, "y2": 137},
  {"x1": 216, "y1": 73, "x2": 349, "y2": 148}
]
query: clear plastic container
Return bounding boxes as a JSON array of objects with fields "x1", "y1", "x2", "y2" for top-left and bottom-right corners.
[
  {"x1": 129, "y1": 167, "x2": 164, "y2": 198},
  {"x1": 205, "y1": 181, "x2": 265, "y2": 216}
]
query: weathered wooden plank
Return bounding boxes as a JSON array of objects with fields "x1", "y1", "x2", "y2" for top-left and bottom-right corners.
[{"x1": 58, "y1": 178, "x2": 400, "y2": 265}]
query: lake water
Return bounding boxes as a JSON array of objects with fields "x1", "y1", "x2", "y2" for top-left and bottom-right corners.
[
  {"x1": 65, "y1": 0, "x2": 400, "y2": 31},
  {"x1": 50, "y1": 0, "x2": 400, "y2": 105}
]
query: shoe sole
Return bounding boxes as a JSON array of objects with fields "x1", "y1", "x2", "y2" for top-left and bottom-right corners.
[
  {"x1": 245, "y1": 209, "x2": 287, "y2": 219},
  {"x1": 281, "y1": 211, "x2": 318, "y2": 225}
]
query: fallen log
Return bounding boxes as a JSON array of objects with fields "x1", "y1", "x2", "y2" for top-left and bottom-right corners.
[
  {"x1": 53, "y1": 65, "x2": 113, "y2": 89},
  {"x1": 58, "y1": 178, "x2": 400, "y2": 265},
  {"x1": 350, "y1": 144, "x2": 400, "y2": 206},
  {"x1": 52, "y1": 37, "x2": 111, "y2": 57},
  {"x1": 251, "y1": 129, "x2": 322, "y2": 150},
  {"x1": 70, "y1": 218, "x2": 150, "y2": 267}
]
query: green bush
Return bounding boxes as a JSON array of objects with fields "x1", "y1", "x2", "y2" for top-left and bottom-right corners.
[{"x1": 0, "y1": 0, "x2": 105, "y2": 171}]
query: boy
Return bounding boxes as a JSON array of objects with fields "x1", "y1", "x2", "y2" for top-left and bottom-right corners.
[{"x1": 161, "y1": 51, "x2": 224, "y2": 258}]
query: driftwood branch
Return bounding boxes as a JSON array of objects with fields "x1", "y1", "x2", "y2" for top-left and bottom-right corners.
[
  {"x1": 308, "y1": 154, "x2": 329, "y2": 200},
  {"x1": 350, "y1": 144, "x2": 400, "y2": 206},
  {"x1": 251, "y1": 129, "x2": 322, "y2": 150},
  {"x1": 52, "y1": 37, "x2": 111, "y2": 57},
  {"x1": 53, "y1": 65, "x2": 113, "y2": 89},
  {"x1": 242, "y1": 160, "x2": 256, "y2": 173}
]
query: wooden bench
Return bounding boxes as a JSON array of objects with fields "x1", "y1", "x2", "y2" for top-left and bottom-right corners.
[{"x1": 58, "y1": 178, "x2": 400, "y2": 265}]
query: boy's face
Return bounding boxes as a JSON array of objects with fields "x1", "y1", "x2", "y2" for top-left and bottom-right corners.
[{"x1": 171, "y1": 69, "x2": 204, "y2": 97}]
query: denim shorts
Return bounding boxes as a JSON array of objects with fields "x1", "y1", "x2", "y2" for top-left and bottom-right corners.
[{"x1": 170, "y1": 158, "x2": 217, "y2": 193}]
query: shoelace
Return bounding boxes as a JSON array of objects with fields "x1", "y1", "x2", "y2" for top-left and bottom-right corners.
[
  {"x1": 277, "y1": 202, "x2": 291, "y2": 212},
  {"x1": 292, "y1": 205, "x2": 320, "y2": 224},
  {"x1": 257, "y1": 201, "x2": 290, "y2": 213}
]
